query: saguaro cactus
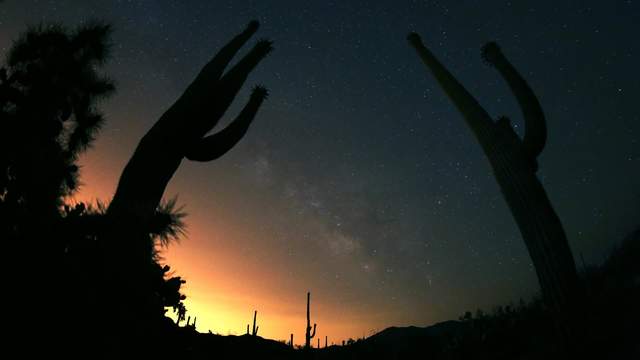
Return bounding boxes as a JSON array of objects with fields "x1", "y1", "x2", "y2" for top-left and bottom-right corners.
[
  {"x1": 305, "y1": 292, "x2": 316, "y2": 349},
  {"x1": 106, "y1": 20, "x2": 271, "y2": 255},
  {"x1": 408, "y1": 33, "x2": 583, "y2": 351},
  {"x1": 247, "y1": 310, "x2": 259, "y2": 336},
  {"x1": 102, "y1": 21, "x2": 272, "y2": 347}
]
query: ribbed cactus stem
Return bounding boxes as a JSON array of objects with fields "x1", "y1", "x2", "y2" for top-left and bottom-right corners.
[{"x1": 409, "y1": 33, "x2": 584, "y2": 354}]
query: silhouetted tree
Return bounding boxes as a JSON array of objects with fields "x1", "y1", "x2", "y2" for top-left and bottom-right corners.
[
  {"x1": 0, "y1": 22, "x2": 194, "y2": 358},
  {"x1": 0, "y1": 21, "x2": 116, "y2": 357},
  {"x1": 0, "y1": 22, "x2": 113, "y2": 220}
]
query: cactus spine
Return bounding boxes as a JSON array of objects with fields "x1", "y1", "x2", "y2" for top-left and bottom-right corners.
[
  {"x1": 305, "y1": 292, "x2": 316, "y2": 349},
  {"x1": 408, "y1": 33, "x2": 584, "y2": 352}
]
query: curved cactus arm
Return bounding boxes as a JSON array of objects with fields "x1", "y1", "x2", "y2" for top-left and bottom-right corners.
[
  {"x1": 310, "y1": 323, "x2": 316, "y2": 338},
  {"x1": 165, "y1": 33, "x2": 272, "y2": 138},
  {"x1": 213, "y1": 39, "x2": 273, "y2": 110},
  {"x1": 407, "y1": 32, "x2": 494, "y2": 134},
  {"x1": 185, "y1": 86, "x2": 268, "y2": 162},
  {"x1": 202, "y1": 20, "x2": 260, "y2": 81},
  {"x1": 482, "y1": 42, "x2": 547, "y2": 158}
]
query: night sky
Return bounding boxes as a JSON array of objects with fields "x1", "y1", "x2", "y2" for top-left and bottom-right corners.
[{"x1": 2, "y1": 0, "x2": 638, "y2": 344}]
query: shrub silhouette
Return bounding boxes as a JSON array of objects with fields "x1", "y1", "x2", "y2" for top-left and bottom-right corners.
[{"x1": 0, "y1": 22, "x2": 194, "y2": 357}]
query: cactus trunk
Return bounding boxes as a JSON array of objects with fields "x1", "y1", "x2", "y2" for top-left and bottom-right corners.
[{"x1": 408, "y1": 33, "x2": 584, "y2": 353}]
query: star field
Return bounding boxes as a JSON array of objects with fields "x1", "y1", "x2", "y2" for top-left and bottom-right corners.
[{"x1": 1, "y1": 0, "x2": 638, "y2": 342}]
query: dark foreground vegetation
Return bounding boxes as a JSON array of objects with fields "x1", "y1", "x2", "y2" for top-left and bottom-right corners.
[{"x1": 1, "y1": 17, "x2": 637, "y2": 359}]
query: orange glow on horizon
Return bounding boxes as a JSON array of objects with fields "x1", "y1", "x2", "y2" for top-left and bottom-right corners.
[{"x1": 71, "y1": 150, "x2": 408, "y2": 344}]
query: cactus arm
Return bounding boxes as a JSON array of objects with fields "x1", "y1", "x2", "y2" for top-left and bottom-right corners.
[
  {"x1": 407, "y1": 33, "x2": 494, "y2": 136},
  {"x1": 207, "y1": 40, "x2": 273, "y2": 123},
  {"x1": 310, "y1": 323, "x2": 316, "y2": 338},
  {"x1": 185, "y1": 86, "x2": 268, "y2": 162},
  {"x1": 162, "y1": 42, "x2": 272, "y2": 141},
  {"x1": 201, "y1": 20, "x2": 260, "y2": 81},
  {"x1": 482, "y1": 42, "x2": 547, "y2": 158}
]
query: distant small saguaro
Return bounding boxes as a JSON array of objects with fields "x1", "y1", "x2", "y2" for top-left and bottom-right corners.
[
  {"x1": 305, "y1": 291, "x2": 317, "y2": 349},
  {"x1": 247, "y1": 310, "x2": 259, "y2": 336}
]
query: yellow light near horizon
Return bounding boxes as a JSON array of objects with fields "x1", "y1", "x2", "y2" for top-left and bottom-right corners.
[{"x1": 69, "y1": 153, "x2": 400, "y2": 345}]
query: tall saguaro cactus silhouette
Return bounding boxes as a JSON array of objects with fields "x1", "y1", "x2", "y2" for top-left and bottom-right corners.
[
  {"x1": 103, "y1": 20, "x2": 272, "y2": 346},
  {"x1": 247, "y1": 310, "x2": 259, "y2": 336},
  {"x1": 408, "y1": 33, "x2": 583, "y2": 351},
  {"x1": 108, "y1": 20, "x2": 271, "y2": 236},
  {"x1": 107, "y1": 21, "x2": 271, "y2": 269}
]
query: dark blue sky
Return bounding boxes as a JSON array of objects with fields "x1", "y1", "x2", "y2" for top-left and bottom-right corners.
[{"x1": 2, "y1": 0, "x2": 638, "y2": 339}]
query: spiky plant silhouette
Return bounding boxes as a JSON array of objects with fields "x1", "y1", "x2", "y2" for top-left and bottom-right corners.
[
  {"x1": 0, "y1": 22, "x2": 117, "y2": 357},
  {"x1": 0, "y1": 21, "x2": 197, "y2": 357},
  {"x1": 408, "y1": 33, "x2": 584, "y2": 354},
  {"x1": 0, "y1": 22, "x2": 114, "y2": 224}
]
